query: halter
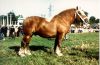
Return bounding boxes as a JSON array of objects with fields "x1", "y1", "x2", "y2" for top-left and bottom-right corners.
[{"x1": 75, "y1": 10, "x2": 88, "y2": 25}]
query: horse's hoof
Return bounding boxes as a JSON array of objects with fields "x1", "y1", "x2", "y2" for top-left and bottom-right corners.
[
  {"x1": 25, "y1": 49, "x2": 32, "y2": 56},
  {"x1": 18, "y1": 51, "x2": 26, "y2": 57},
  {"x1": 19, "y1": 53, "x2": 26, "y2": 57},
  {"x1": 55, "y1": 46, "x2": 63, "y2": 56},
  {"x1": 25, "y1": 52, "x2": 31, "y2": 55},
  {"x1": 18, "y1": 48, "x2": 26, "y2": 57},
  {"x1": 56, "y1": 53, "x2": 63, "y2": 56}
]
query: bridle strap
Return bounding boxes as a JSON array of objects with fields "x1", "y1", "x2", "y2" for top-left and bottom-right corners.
[{"x1": 76, "y1": 10, "x2": 87, "y2": 24}]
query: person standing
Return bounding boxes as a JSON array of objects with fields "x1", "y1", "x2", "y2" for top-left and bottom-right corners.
[
  {"x1": 9, "y1": 25, "x2": 15, "y2": 39},
  {"x1": 0, "y1": 26, "x2": 5, "y2": 40},
  {"x1": 15, "y1": 26, "x2": 18, "y2": 37},
  {"x1": 3, "y1": 25, "x2": 8, "y2": 37}
]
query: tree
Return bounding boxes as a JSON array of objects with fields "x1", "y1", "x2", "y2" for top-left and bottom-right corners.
[
  {"x1": 8, "y1": 12, "x2": 17, "y2": 24},
  {"x1": 89, "y1": 16, "x2": 96, "y2": 24},
  {"x1": 16, "y1": 15, "x2": 23, "y2": 19},
  {"x1": 95, "y1": 19, "x2": 99, "y2": 23}
]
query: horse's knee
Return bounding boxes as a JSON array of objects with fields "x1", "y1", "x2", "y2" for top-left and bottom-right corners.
[{"x1": 22, "y1": 35, "x2": 32, "y2": 43}]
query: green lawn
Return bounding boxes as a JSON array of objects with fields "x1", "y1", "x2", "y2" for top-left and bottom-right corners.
[{"x1": 0, "y1": 32, "x2": 99, "y2": 65}]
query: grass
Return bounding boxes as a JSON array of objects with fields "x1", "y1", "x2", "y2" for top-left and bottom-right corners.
[{"x1": 0, "y1": 32, "x2": 99, "y2": 65}]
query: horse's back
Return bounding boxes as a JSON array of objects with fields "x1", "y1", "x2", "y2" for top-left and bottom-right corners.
[
  {"x1": 23, "y1": 16, "x2": 44, "y2": 26},
  {"x1": 23, "y1": 16, "x2": 49, "y2": 35}
]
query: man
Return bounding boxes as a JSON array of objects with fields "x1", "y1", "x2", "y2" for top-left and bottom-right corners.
[
  {"x1": 9, "y1": 25, "x2": 15, "y2": 39},
  {"x1": 0, "y1": 26, "x2": 4, "y2": 40}
]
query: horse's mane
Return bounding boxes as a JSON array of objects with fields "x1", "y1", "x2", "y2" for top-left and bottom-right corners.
[
  {"x1": 58, "y1": 8, "x2": 76, "y2": 15},
  {"x1": 50, "y1": 8, "x2": 76, "y2": 22}
]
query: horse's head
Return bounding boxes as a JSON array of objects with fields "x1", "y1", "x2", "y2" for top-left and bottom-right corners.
[{"x1": 74, "y1": 6, "x2": 88, "y2": 26}]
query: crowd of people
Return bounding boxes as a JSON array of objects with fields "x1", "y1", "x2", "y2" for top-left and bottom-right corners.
[
  {"x1": 70, "y1": 26, "x2": 99, "y2": 33},
  {"x1": 0, "y1": 25, "x2": 22, "y2": 40},
  {"x1": 0, "y1": 25, "x2": 99, "y2": 40}
]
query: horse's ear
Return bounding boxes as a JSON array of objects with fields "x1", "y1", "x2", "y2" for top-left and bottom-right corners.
[{"x1": 76, "y1": 6, "x2": 78, "y2": 10}]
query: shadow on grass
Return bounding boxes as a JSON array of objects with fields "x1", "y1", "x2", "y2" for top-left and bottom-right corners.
[
  {"x1": 85, "y1": 50, "x2": 99, "y2": 60},
  {"x1": 9, "y1": 46, "x2": 20, "y2": 53},
  {"x1": 69, "y1": 48, "x2": 99, "y2": 60},
  {"x1": 30, "y1": 45, "x2": 50, "y2": 52},
  {"x1": 9, "y1": 45, "x2": 51, "y2": 54}
]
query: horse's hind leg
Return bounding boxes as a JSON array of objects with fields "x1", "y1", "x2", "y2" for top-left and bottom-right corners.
[{"x1": 18, "y1": 34, "x2": 32, "y2": 57}]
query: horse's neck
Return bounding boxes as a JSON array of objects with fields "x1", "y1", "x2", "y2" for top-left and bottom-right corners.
[
  {"x1": 49, "y1": 9, "x2": 76, "y2": 26},
  {"x1": 50, "y1": 15, "x2": 58, "y2": 23},
  {"x1": 65, "y1": 11, "x2": 76, "y2": 25}
]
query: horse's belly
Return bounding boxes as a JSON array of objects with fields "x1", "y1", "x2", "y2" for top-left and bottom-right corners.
[
  {"x1": 34, "y1": 30, "x2": 56, "y2": 38},
  {"x1": 39, "y1": 34, "x2": 56, "y2": 38}
]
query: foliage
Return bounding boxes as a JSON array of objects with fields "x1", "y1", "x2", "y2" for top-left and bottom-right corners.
[
  {"x1": 8, "y1": 12, "x2": 17, "y2": 24},
  {"x1": 95, "y1": 19, "x2": 99, "y2": 23},
  {"x1": 0, "y1": 32, "x2": 99, "y2": 65},
  {"x1": 89, "y1": 16, "x2": 96, "y2": 24},
  {"x1": 89, "y1": 16, "x2": 99, "y2": 24},
  {"x1": 0, "y1": 12, "x2": 23, "y2": 25}
]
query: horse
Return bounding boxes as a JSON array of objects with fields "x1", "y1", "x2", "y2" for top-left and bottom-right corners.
[{"x1": 18, "y1": 7, "x2": 88, "y2": 57}]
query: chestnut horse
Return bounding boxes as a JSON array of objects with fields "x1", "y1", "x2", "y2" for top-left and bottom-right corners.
[{"x1": 18, "y1": 7, "x2": 88, "y2": 56}]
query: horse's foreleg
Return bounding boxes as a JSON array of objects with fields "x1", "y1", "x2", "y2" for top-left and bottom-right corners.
[
  {"x1": 54, "y1": 33, "x2": 65, "y2": 56},
  {"x1": 18, "y1": 35, "x2": 32, "y2": 57}
]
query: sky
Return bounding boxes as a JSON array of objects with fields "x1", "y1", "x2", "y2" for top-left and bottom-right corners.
[{"x1": 0, "y1": 0, "x2": 100, "y2": 19}]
